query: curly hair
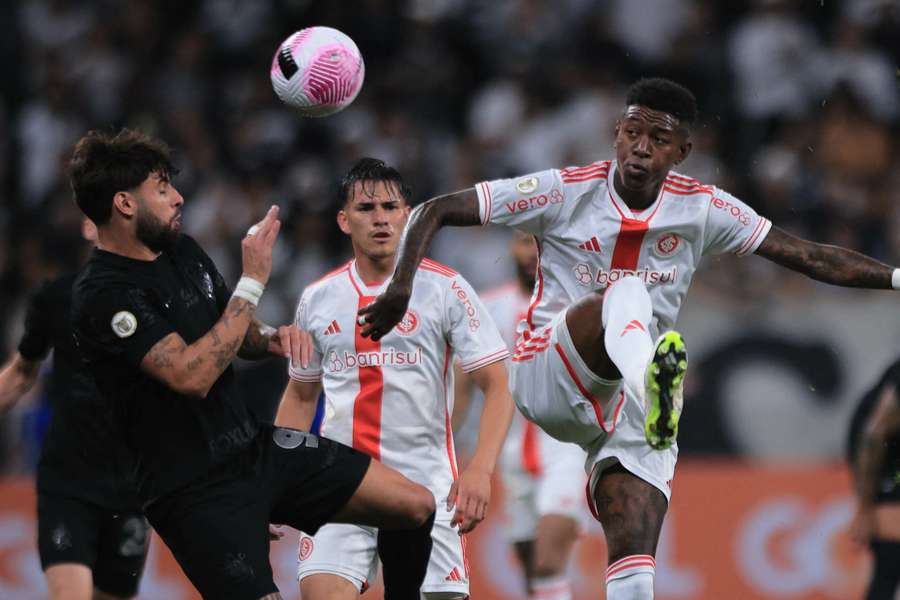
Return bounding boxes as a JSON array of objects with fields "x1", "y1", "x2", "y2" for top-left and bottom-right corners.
[
  {"x1": 625, "y1": 78, "x2": 698, "y2": 127},
  {"x1": 68, "y1": 128, "x2": 177, "y2": 224}
]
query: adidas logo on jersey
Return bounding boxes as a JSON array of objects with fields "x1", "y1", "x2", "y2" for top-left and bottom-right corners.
[
  {"x1": 445, "y1": 567, "x2": 464, "y2": 582},
  {"x1": 323, "y1": 320, "x2": 341, "y2": 335},
  {"x1": 578, "y1": 236, "x2": 602, "y2": 253}
]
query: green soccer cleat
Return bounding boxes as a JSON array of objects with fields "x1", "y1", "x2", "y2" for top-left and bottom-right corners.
[{"x1": 644, "y1": 331, "x2": 688, "y2": 451}]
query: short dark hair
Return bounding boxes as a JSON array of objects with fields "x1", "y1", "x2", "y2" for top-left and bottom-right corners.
[
  {"x1": 625, "y1": 78, "x2": 698, "y2": 127},
  {"x1": 67, "y1": 128, "x2": 177, "y2": 225},
  {"x1": 338, "y1": 157, "x2": 411, "y2": 206}
]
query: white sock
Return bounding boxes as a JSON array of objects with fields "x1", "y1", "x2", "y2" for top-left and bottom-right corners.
[
  {"x1": 606, "y1": 555, "x2": 655, "y2": 599},
  {"x1": 530, "y1": 574, "x2": 572, "y2": 600},
  {"x1": 601, "y1": 277, "x2": 654, "y2": 399}
]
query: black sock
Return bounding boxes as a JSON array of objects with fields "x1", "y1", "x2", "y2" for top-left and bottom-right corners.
[
  {"x1": 867, "y1": 541, "x2": 900, "y2": 600},
  {"x1": 377, "y1": 510, "x2": 436, "y2": 599}
]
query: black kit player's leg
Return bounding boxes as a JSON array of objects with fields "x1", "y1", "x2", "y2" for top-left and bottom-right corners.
[
  {"x1": 866, "y1": 541, "x2": 900, "y2": 600},
  {"x1": 592, "y1": 463, "x2": 667, "y2": 562},
  {"x1": 377, "y1": 510, "x2": 436, "y2": 599},
  {"x1": 331, "y1": 458, "x2": 436, "y2": 599}
]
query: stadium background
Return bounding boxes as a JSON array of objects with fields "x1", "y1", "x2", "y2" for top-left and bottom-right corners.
[{"x1": 1, "y1": 0, "x2": 898, "y2": 598}]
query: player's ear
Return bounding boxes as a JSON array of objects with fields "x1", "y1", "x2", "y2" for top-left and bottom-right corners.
[
  {"x1": 675, "y1": 139, "x2": 692, "y2": 166},
  {"x1": 337, "y1": 209, "x2": 351, "y2": 235},
  {"x1": 112, "y1": 191, "x2": 137, "y2": 218}
]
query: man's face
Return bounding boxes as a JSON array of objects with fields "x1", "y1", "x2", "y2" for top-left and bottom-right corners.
[
  {"x1": 338, "y1": 180, "x2": 410, "y2": 261},
  {"x1": 510, "y1": 231, "x2": 537, "y2": 288},
  {"x1": 613, "y1": 105, "x2": 692, "y2": 193},
  {"x1": 133, "y1": 172, "x2": 183, "y2": 253}
]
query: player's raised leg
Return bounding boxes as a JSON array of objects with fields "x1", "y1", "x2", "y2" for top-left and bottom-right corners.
[
  {"x1": 300, "y1": 574, "x2": 359, "y2": 600},
  {"x1": 330, "y1": 458, "x2": 436, "y2": 599},
  {"x1": 568, "y1": 276, "x2": 687, "y2": 450},
  {"x1": 45, "y1": 565, "x2": 92, "y2": 600}
]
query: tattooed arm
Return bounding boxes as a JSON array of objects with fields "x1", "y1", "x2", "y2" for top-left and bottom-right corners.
[
  {"x1": 756, "y1": 226, "x2": 894, "y2": 288},
  {"x1": 141, "y1": 296, "x2": 256, "y2": 397},
  {"x1": 140, "y1": 205, "x2": 283, "y2": 397},
  {"x1": 359, "y1": 188, "x2": 481, "y2": 340},
  {"x1": 238, "y1": 319, "x2": 276, "y2": 360}
]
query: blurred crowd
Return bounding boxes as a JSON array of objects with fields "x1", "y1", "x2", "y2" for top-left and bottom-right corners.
[{"x1": 1, "y1": 0, "x2": 899, "y2": 470}]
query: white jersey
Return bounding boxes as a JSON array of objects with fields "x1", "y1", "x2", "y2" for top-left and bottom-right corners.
[
  {"x1": 289, "y1": 258, "x2": 509, "y2": 497},
  {"x1": 475, "y1": 160, "x2": 772, "y2": 353}
]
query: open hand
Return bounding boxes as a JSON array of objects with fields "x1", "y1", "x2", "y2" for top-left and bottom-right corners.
[
  {"x1": 268, "y1": 325, "x2": 314, "y2": 368},
  {"x1": 446, "y1": 465, "x2": 491, "y2": 534},
  {"x1": 241, "y1": 205, "x2": 281, "y2": 285}
]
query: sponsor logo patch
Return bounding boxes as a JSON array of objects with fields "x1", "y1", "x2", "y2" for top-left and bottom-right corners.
[
  {"x1": 516, "y1": 176, "x2": 539, "y2": 194},
  {"x1": 111, "y1": 311, "x2": 137, "y2": 338}
]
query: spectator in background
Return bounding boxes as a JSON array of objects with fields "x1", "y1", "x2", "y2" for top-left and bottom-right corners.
[{"x1": 847, "y1": 360, "x2": 900, "y2": 600}]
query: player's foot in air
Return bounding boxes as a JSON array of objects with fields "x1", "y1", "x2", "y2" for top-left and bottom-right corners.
[{"x1": 644, "y1": 331, "x2": 688, "y2": 450}]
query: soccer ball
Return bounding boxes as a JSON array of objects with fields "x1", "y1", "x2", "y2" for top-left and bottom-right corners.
[{"x1": 270, "y1": 27, "x2": 365, "y2": 117}]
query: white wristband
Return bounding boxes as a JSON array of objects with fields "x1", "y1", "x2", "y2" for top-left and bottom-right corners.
[
  {"x1": 892, "y1": 268, "x2": 900, "y2": 290},
  {"x1": 232, "y1": 276, "x2": 265, "y2": 306}
]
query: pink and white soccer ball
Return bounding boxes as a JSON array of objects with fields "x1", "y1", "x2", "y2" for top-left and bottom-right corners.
[{"x1": 270, "y1": 26, "x2": 365, "y2": 117}]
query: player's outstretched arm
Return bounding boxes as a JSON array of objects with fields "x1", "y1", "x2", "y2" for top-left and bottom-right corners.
[
  {"x1": 756, "y1": 226, "x2": 895, "y2": 288},
  {"x1": 274, "y1": 379, "x2": 322, "y2": 431},
  {"x1": 448, "y1": 360, "x2": 513, "y2": 534},
  {"x1": 359, "y1": 189, "x2": 481, "y2": 340},
  {"x1": 140, "y1": 206, "x2": 281, "y2": 397},
  {"x1": 850, "y1": 384, "x2": 900, "y2": 544},
  {"x1": 0, "y1": 353, "x2": 41, "y2": 414}
]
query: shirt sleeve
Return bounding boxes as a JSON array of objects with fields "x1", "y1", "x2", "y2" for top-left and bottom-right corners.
[
  {"x1": 287, "y1": 288, "x2": 323, "y2": 382},
  {"x1": 475, "y1": 168, "x2": 567, "y2": 236},
  {"x1": 78, "y1": 285, "x2": 177, "y2": 369},
  {"x1": 702, "y1": 188, "x2": 772, "y2": 257},
  {"x1": 17, "y1": 281, "x2": 54, "y2": 360},
  {"x1": 444, "y1": 275, "x2": 509, "y2": 373}
]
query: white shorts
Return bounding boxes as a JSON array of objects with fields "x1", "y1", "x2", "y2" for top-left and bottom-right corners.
[
  {"x1": 510, "y1": 308, "x2": 677, "y2": 503},
  {"x1": 296, "y1": 513, "x2": 469, "y2": 597},
  {"x1": 500, "y1": 424, "x2": 589, "y2": 542}
]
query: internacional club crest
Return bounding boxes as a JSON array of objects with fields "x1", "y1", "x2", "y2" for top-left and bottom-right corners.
[
  {"x1": 395, "y1": 309, "x2": 419, "y2": 335},
  {"x1": 653, "y1": 233, "x2": 681, "y2": 257}
]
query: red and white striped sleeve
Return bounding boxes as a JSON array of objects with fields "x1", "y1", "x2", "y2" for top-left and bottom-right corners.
[{"x1": 702, "y1": 188, "x2": 772, "y2": 257}]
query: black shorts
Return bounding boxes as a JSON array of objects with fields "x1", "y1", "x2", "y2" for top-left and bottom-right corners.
[
  {"x1": 145, "y1": 426, "x2": 370, "y2": 600},
  {"x1": 37, "y1": 492, "x2": 150, "y2": 597}
]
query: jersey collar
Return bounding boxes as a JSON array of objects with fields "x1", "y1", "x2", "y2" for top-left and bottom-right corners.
[
  {"x1": 348, "y1": 259, "x2": 392, "y2": 298},
  {"x1": 607, "y1": 161, "x2": 665, "y2": 222}
]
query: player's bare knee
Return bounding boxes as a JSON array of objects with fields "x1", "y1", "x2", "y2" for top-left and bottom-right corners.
[{"x1": 407, "y1": 484, "x2": 436, "y2": 526}]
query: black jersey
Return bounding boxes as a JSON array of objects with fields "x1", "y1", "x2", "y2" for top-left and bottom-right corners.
[
  {"x1": 848, "y1": 359, "x2": 900, "y2": 503},
  {"x1": 18, "y1": 272, "x2": 139, "y2": 509},
  {"x1": 72, "y1": 235, "x2": 260, "y2": 506}
]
